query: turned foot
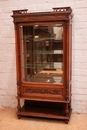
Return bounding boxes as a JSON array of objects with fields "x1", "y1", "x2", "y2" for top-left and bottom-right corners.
[
  {"x1": 65, "y1": 120, "x2": 69, "y2": 124},
  {"x1": 18, "y1": 115, "x2": 21, "y2": 119}
]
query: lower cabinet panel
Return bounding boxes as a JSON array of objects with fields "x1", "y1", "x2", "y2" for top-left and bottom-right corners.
[{"x1": 17, "y1": 100, "x2": 72, "y2": 123}]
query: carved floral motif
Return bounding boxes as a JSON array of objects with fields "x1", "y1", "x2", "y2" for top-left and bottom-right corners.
[{"x1": 25, "y1": 88, "x2": 61, "y2": 95}]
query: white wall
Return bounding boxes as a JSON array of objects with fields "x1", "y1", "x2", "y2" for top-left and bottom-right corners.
[{"x1": 0, "y1": 0, "x2": 87, "y2": 113}]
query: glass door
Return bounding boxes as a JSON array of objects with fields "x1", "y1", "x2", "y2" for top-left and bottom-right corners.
[{"x1": 20, "y1": 24, "x2": 63, "y2": 84}]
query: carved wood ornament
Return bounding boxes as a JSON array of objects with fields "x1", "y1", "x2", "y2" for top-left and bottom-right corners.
[{"x1": 25, "y1": 88, "x2": 61, "y2": 94}]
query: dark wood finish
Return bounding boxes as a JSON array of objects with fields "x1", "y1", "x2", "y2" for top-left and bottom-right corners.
[{"x1": 12, "y1": 7, "x2": 73, "y2": 123}]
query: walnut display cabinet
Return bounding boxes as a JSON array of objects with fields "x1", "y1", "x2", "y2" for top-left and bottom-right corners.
[{"x1": 12, "y1": 7, "x2": 73, "y2": 123}]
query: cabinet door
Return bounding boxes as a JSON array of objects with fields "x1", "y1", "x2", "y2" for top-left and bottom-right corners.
[{"x1": 19, "y1": 23, "x2": 65, "y2": 85}]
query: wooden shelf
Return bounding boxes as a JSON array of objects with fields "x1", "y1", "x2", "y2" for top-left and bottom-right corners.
[
  {"x1": 17, "y1": 101, "x2": 71, "y2": 122},
  {"x1": 39, "y1": 69, "x2": 63, "y2": 74}
]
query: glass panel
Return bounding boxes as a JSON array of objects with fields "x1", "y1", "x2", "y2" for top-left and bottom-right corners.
[{"x1": 20, "y1": 24, "x2": 63, "y2": 84}]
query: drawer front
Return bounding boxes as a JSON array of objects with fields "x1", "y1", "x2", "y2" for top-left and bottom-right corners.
[{"x1": 22, "y1": 86, "x2": 65, "y2": 101}]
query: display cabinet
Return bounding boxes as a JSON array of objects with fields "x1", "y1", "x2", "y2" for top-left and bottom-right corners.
[{"x1": 12, "y1": 7, "x2": 73, "y2": 123}]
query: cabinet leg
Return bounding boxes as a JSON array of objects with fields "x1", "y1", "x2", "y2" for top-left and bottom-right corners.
[
  {"x1": 65, "y1": 120, "x2": 69, "y2": 124},
  {"x1": 17, "y1": 98, "x2": 21, "y2": 112},
  {"x1": 18, "y1": 115, "x2": 21, "y2": 119},
  {"x1": 65, "y1": 103, "x2": 69, "y2": 117}
]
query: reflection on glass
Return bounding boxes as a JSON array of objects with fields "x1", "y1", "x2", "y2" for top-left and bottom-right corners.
[{"x1": 21, "y1": 25, "x2": 63, "y2": 84}]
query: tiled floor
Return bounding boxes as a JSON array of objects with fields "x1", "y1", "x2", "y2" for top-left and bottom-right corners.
[{"x1": 0, "y1": 107, "x2": 87, "y2": 130}]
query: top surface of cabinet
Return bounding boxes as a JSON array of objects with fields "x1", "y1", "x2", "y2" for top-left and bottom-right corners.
[{"x1": 12, "y1": 7, "x2": 72, "y2": 23}]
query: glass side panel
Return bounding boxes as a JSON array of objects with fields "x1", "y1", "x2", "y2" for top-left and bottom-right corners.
[{"x1": 20, "y1": 24, "x2": 63, "y2": 84}]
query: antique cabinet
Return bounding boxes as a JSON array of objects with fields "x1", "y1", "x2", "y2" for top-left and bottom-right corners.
[{"x1": 12, "y1": 7, "x2": 73, "y2": 123}]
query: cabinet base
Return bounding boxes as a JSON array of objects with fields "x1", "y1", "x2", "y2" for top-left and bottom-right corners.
[{"x1": 17, "y1": 101, "x2": 72, "y2": 123}]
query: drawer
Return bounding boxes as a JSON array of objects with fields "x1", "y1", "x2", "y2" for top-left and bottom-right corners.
[{"x1": 22, "y1": 86, "x2": 65, "y2": 102}]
